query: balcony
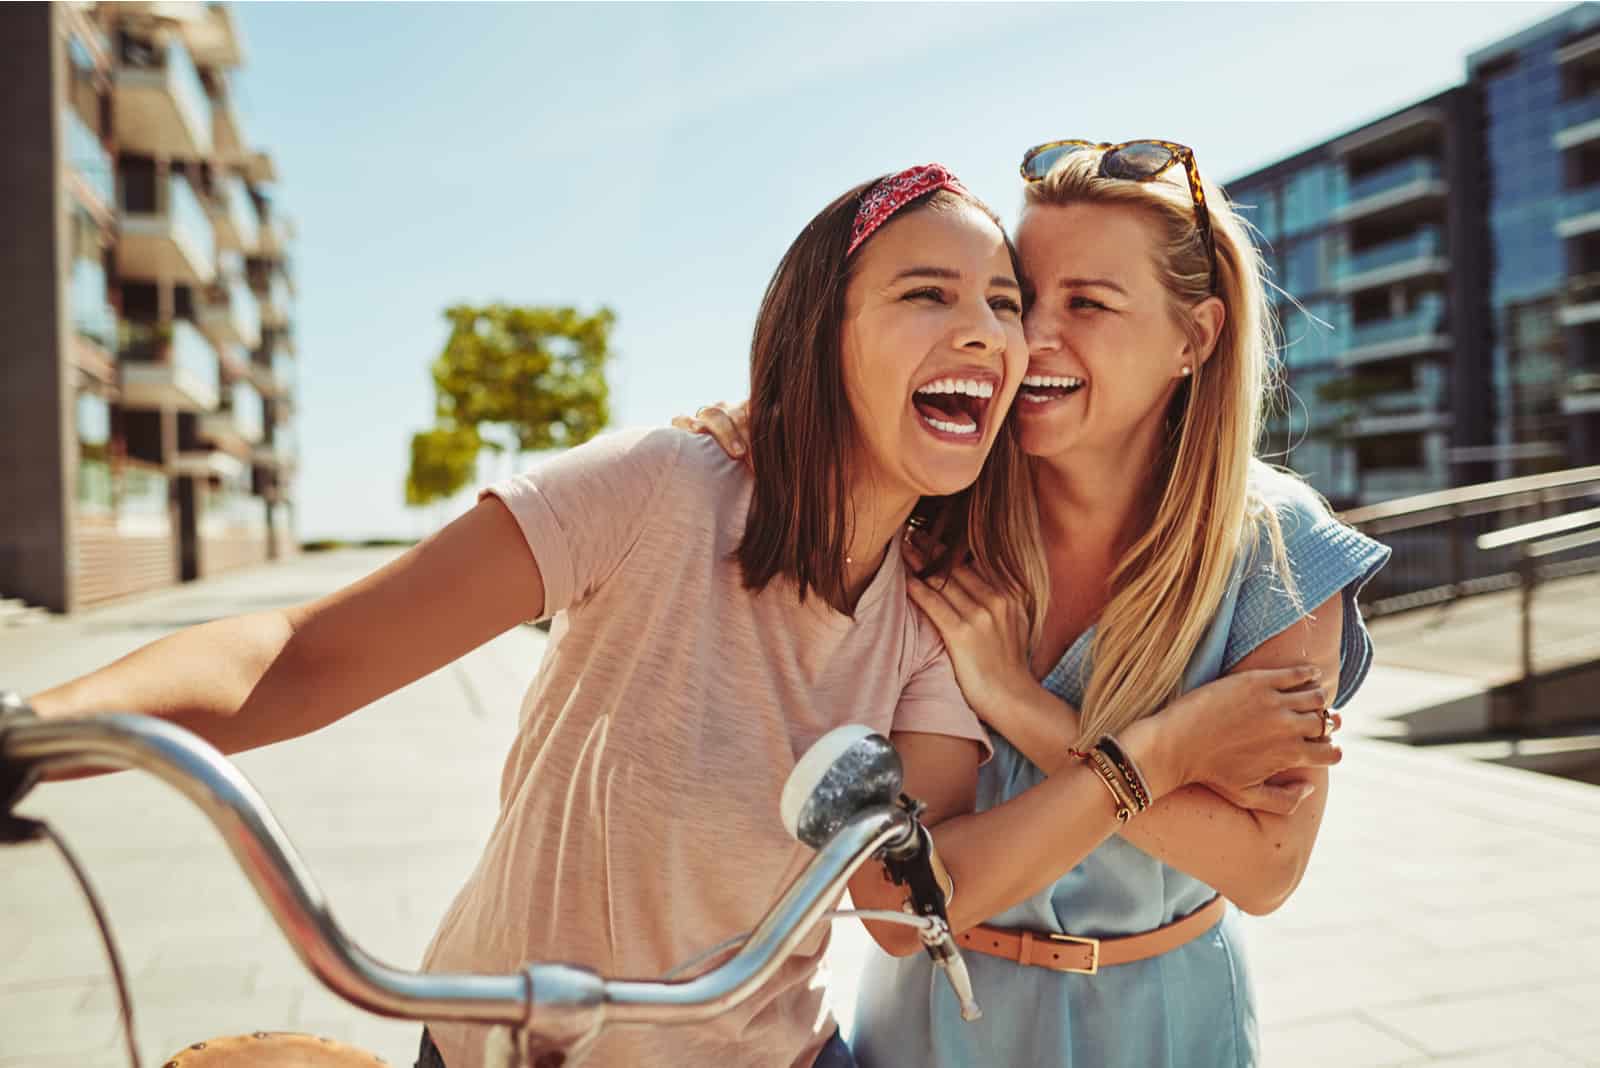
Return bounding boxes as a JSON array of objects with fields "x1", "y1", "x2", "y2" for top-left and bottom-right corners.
[
  {"x1": 255, "y1": 426, "x2": 298, "y2": 469},
  {"x1": 1335, "y1": 158, "x2": 1446, "y2": 224},
  {"x1": 1347, "y1": 387, "x2": 1452, "y2": 437},
  {"x1": 63, "y1": 106, "x2": 114, "y2": 217},
  {"x1": 180, "y1": 4, "x2": 246, "y2": 70},
  {"x1": 112, "y1": 36, "x2": 211, "y2": 158},
  {"x1": 208, "y1": 74, "x2": 246, "y2": 165},
  {"x1": 69, "y1": 258, "x2": 117, "y2": 353},
  {"x1": 198, "y1": 275, "x2": 260, "y2": 351},
  {"x1": 1555, "y1": 93, "x2": 1600, "y2": 151},
  {"x1": 1565, "y1": 371, "x2": 1600, "y2": 415},
  {"x1": 256, "y1": 215, "x2": 285, "y2": 259},
  {"x1": 250, "y1": 348, "x2": 293, "y2": 399},
  {"x1": 119, "y1": 172, "x2": 215, "y2": 284},
  {"x1": 1334, "y1": 229, "x2": 1448, "y2": 294},
  {"x1": 201, "y1": 381, "x2": 265, "y2": 452},
  {"x1": 206, "y1": 176, "x2": 258, "y2": 253},
  {"x1": 120, "y1": 320, "x2": 220, "y2": 412},
  {"x1": 258, "y1": 272, "x2": 292, "y2": 328},
  {"x1": 1339, "y1": 304, "x2": 1451, "y2": 366},
  {"x1": 1560, "y1": 273, "x2": 1600, "y2": 327},
  {"x1": 173, "y1": 448, "x2": 247, "y2": 481},
  {"x1": 1332, "y1": 105, "x2": 1444, "y2": 160},
  {"x1": 1557, "y1": 184, "x2": 1600, "y2": 240}
]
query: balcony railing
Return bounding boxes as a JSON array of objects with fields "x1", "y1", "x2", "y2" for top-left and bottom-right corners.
[
  {"x1": 235, "y1": 278, "x2": 260, "y2": 345},
  {"x1": 121, "y1": 319, "x2": 220, "y2": 412},
  {"x1": 63, "y1": 105, "x2": 114, "y2": 210},
  {"x1": 1566, "y1": 273, "x2": 1600, "y2": 307},
  {"x1": 1359, "y1": 386, "x2": 1448, "y2": 419},
  {"x1": 173, "y1": 320, "x2": 220, "y2": 398},
  {"x1": 1555, "y1": 92, "x2": 1600, "y2": 141},
  {"x1": 69, "y1": 257, "x2": 117, "y2": 351},
  {"x1": 167, "y1": 42, "x2": 208, "y2": 146},
  {"x1": 1336, "y1": 229, "x2": 1444, "y2": 287},
  {"x1": 1344, "y1": 157, "x2": 1443, "y2": 207},
  {"x1": 170, "y1": 173, "x2": 211, "y2": 265},
  {"x1": 1557, "y1": 185, "x2": 1600, "y2": 240},
  {"x1": 1346, "y1": 304, "x2": 1447, "y2": 352},
  {"x1": 228, "y1": 176, "x2": 257, "y2": 250},
  {"x1": 236, "y1": 382, "x2": 265, "y2": 442}
]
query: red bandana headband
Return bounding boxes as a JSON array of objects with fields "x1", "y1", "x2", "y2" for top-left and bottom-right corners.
[{"x1": 847, "y1": 163, "x2": 972, "y2": 257}]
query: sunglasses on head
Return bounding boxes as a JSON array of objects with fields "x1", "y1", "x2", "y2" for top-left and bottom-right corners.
[{"x1": 1019, "y1": 139, "x2": 1219, "y2": 295}]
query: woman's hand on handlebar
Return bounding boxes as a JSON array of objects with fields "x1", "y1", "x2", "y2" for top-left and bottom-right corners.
[{"x1": 672, "y1": 401, "x2": 751, "y2": 467}]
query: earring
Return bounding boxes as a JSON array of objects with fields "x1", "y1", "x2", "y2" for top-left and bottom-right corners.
[{"x1": 1180, "y1": 365, "x2": 1192, "y2": 377}]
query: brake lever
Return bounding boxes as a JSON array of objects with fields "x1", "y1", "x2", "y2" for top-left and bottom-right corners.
[{"x1": 879, "y1": 795, "x2": 982, "y2": 1022}]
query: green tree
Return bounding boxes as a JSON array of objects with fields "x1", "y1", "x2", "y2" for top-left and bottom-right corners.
[{"x1": 405, "y1": 304, "x2": 614, "y2": 509}]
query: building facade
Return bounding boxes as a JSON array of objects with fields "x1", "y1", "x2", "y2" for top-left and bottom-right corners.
[
  {"x1": 1, "y1": 1, "x2": 297, "y2": 613},
  {"x1": 1228, "y1": 2, "x2": 1600, "y2": 508}
]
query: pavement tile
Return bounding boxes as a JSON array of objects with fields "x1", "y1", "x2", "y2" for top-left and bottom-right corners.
[
  {"x1": 1260, "y1": 1014, "x2": 1426, "y2": 1067},
  {"x1": 1544, "y1": 1028, "x2": 1600, "y2": 1066},
  {"x1": 1369, "y1": 988, "x2": 1600, "y2": 1057},
  {"x1": 1401, "y1": 1043, "x2": 1589, "y2": 1066},
  {"x1": 0, "y1": 984, "x2": 123, "y2": 1060}
]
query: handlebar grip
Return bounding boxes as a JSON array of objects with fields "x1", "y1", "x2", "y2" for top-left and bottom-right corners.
[{"x1": 0, "y1": 692, "x2": 42, "y2": 842}]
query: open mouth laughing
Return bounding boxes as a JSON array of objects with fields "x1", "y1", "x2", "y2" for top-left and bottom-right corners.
[
  {"x1": 1018, "y1": 373, "x2": 1085, "y2": 407},
  {"x1": 910, "y1": 373, "x2": 997, "y2": 442}
]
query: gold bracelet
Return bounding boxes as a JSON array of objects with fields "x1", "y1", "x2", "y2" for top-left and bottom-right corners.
[
  {"x1": 1095, "y1": 737, "x2": 1151, "y2": 812},
  {"x1": 1084, "y1": 749, "x2": 1138, "y2": 823}
]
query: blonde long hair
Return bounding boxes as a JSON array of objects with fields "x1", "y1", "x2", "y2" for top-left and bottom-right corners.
[{"x1": 1023, "y1": 152, "x2": 1293, "y2": 744}]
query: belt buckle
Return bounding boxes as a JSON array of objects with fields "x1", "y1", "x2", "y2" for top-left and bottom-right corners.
[{"x1": 1047, "y1": 932, "x2": 1100, "y2": 975}]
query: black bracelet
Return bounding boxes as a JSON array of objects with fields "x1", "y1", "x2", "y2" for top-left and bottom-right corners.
[{"x1": 1095, "y1": 736, "x2": 1151, "y2": 812}]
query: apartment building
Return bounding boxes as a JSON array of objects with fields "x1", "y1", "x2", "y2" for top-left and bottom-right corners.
[
  {"x1": 1228, "y1": 3, "x2": 1600, "y2": 508},
  {"x1": 1, "y1": 1, "x2": 297, "y2": 613}
]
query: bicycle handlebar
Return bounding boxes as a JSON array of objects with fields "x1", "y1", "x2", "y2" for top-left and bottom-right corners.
[{"x1": 0, "y1": 709, "x2": 923, "y2": 1057}]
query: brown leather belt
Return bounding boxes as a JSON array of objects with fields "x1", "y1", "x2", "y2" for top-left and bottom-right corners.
[{"x1": 955, "y1": 895, "x2": 1226, "y2": 976}]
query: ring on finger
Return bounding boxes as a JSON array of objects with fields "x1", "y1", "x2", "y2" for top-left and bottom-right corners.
[{"x1": 1315, "y1": 709, "x2": 1335, "y2": 740}]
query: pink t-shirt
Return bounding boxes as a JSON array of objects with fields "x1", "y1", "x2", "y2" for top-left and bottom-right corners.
[{"x1": 421, "y1": 429, "x2": 987, "y2": 1068}]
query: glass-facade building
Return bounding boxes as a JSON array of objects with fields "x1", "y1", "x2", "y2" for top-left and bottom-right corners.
[{"x1": 1229, "y1": 2, "x2": 1600, "y2": 508}]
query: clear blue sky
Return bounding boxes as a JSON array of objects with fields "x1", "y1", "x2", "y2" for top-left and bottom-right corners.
[{"x1": 228, "y1": 1, "x2": 1566, "y2": 540}]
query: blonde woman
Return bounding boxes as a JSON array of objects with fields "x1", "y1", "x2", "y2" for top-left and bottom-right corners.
[{"x1": 685, "y1": 140, "x2": 1389, "y2": 1067}]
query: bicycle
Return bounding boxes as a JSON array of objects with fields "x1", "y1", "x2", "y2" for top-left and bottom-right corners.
[{"x1": 0, "y1": 694, "x2": 979, "y2": 1068}]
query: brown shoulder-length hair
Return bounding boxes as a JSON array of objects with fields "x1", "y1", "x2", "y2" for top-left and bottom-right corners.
[{"x1": 737, "y1": 174, "x2": 1047, "y2": 643}]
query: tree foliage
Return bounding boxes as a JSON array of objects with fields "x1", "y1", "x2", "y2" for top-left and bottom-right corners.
[{"x1": 405, "y1": 304, "x2": 614, "y2": 508}]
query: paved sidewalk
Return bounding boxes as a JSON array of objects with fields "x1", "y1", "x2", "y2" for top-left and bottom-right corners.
[{"x1": 2, "y1": 550, "x2": 1598, "y2": 1066}]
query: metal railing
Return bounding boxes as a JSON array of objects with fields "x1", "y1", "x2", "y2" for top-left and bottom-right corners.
[
  {"x1": 1556, "y1": 92, "x2": 1600, "y2": 134},
  {"x1": 1473, "y1": 508, "x2": 1600, "y2": 725},
  {"x1": 1345, "y1": 157, "x2": 1442, "y2": 205},
  {"x1": 1338, "y1": 465, "x2": 1600, "y2": 617},
  {"x1": 1336, "y1": 228, "x2": 1444, "y2": 282},
  {"x1": 1345, "y1": 303, "x2": 1446, "y2": 351}
]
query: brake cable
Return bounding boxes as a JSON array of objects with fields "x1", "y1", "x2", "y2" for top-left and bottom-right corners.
[{"x1": 6, "y1": 816, "x2": 142, "y2": 1068}]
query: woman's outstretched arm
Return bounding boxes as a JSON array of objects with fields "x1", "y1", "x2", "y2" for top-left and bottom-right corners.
[{"x1": 28, "y1": 498, "x2": 544, "y2": 760}]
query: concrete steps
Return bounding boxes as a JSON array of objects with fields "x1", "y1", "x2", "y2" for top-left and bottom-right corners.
[{"x1": 0, "y1": 596, "x2": 50, "y2": 628}]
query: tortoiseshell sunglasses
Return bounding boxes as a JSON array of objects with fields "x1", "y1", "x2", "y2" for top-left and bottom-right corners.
[{"x1": 1019, "y1": 139, "x2": 1219, "y2": 295}]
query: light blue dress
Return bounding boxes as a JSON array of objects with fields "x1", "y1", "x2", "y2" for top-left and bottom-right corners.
[{"x1": 851, "y1": 464, "x2": 1392, "y2": 1068}]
